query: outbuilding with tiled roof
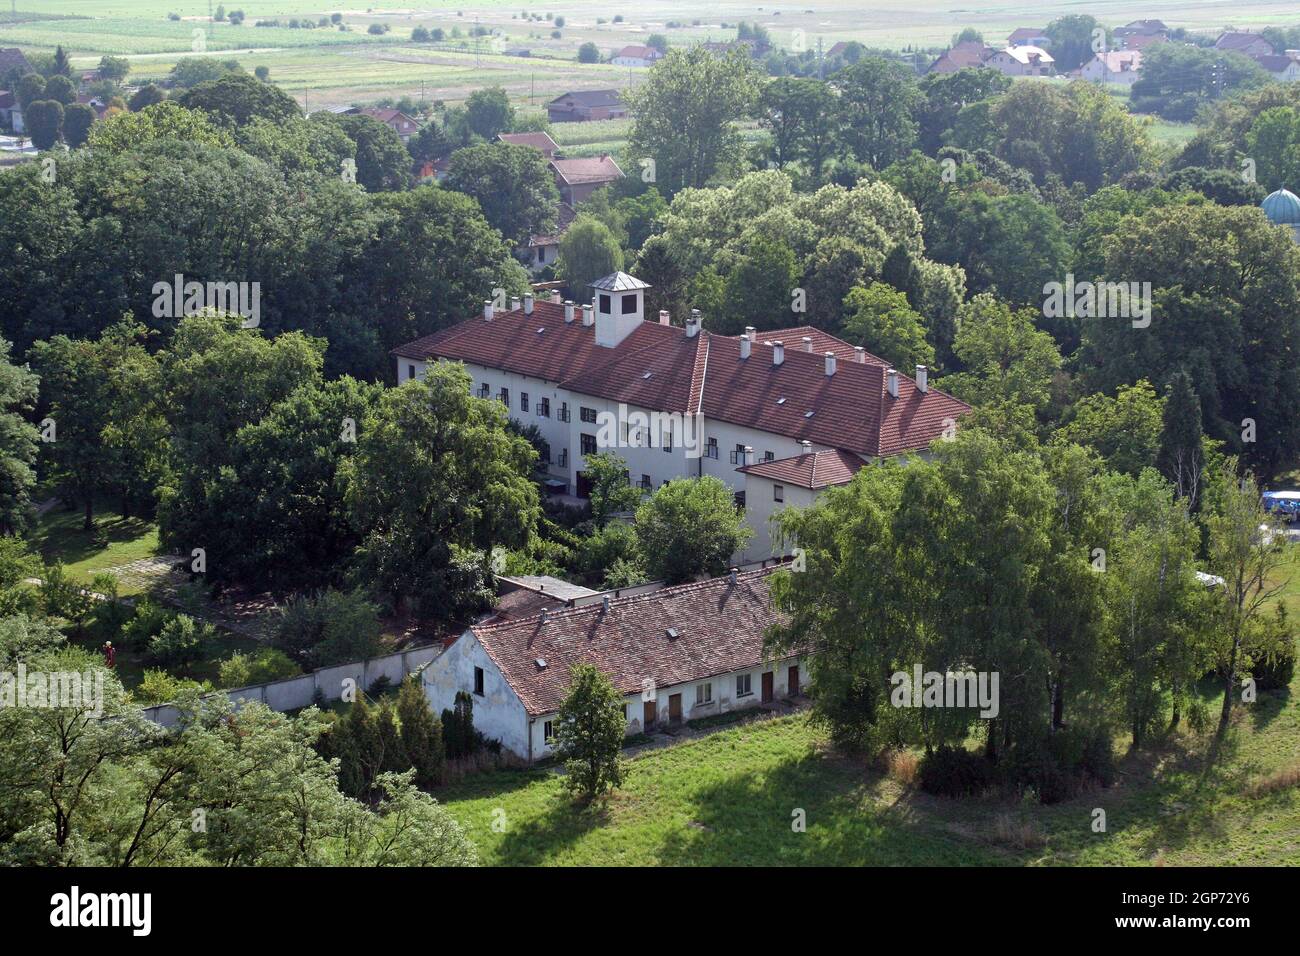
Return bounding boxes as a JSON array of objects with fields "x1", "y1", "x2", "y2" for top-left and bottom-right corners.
[{"x1": 418, "y1": 566, "x2": 803, "y2": 760}]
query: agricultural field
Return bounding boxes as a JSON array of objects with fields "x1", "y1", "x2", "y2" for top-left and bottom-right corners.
[{"x1": 8, "y1": 1, "x2": 1300, "y2": 110}]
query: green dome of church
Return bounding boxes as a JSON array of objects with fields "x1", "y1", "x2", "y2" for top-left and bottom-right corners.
[{"x1": 1262, "y1": 188, "x2": 1300, "y2": 225}]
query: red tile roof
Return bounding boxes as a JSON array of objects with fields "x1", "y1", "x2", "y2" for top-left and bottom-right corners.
[
  {"x1": 1215, "y1": 31, "x2": 1273, "y2": 54},
  {"x1": 615, "y1": 44, "x2": 663, "y2": 59},
  {"x1": 393, "y1": 302, "x2": 970, "y2": 457},
  {"x1": 551, "y1": 155, "x2": 624, "y2": 185},
  {"x1": 468, "y1": 567, "x2": 789, "y2": 716},
  {"x1": 737, "y1": 449, "x2": 865, "y2": 489},
  {"x1": 743, "y1": 327, "x2": 887, "y2": 365},
  {"x1": 498, "y1": 131, "x2": 560, "y2": 156},
  {"x1": 528, "y1": 202, "x2": 576, "y2": 247}
]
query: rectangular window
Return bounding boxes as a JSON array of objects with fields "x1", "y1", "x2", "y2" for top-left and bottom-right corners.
[
  {"x1": 580, "y1": 433, "x2": 597, "y2": 456},
  {"x1": 765, "y1": 451, "x2": 776, "y2": 462},
  {"x1": 622, "y1": 704, "x2": 628, "y2": 720},
  {"x1": 558, "y1": 403, "x2": 570, "y2": 422},
  {"x1": 478, "y1": 383, "x2": 490, "y2": 399},
  {"x1": 408, "y1": 364, "x2": 416, "y2": 381},
  {"x1": 520, "y1": 392, "x2": 529, "y2": 412},
  {"x1": 543, "y1": 720, "x2": 555, "y2": 741},
  {"x1": 729, "y1": 444, "x2": 746, "y2": 464},
  {"x1": 580, "y1": 406, "x2": 597, "y2": 424},
  {"x1": 474, "y1": 667, "x2": 485, "y2": 696},
  {"x1": 558, "y1": 448, "x2": 569, "y2": 468},
  {"x1": 537, "y1": 245, "x2": 546, "y2": 263},
  {"x1": 640, "y1": 474, "x2": 652, "y2": 491},
  {"x1": 736, "y1": 673, "x2": 752, "y2": 698},
  {"x1": 706, "y1": 437, "x2": 719, "y2": 459},
  {"x1": 498, "y1": 388, "x2": 509, "y2": 408},
  {"x1": 696, "y1": 682, "x2": 713, "y2": 705},
  {"x1": 537, "y1": 397, "x2": 550, "y2": 418},
  {"x1": 539, "y1": 441, "x2": 551, "y2": 464},
  {"x1": 621, "y1": 293, "x2": 637, "y2": 314},
  {"x1": 663, "y1": 423, "x2": 673, "y2": 453},
  {"x1": 774, "y1": 484, "x2": 785, "y2": 503},
  {"x1": 599, "y1": 293, "x2": 612, "y2": 313}
]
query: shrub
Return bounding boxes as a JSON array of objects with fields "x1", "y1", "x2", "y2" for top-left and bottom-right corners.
[
  {"x1": 218, "y1": 646, "x2": 300, "y2": 688},
  {"x1": 917, "y1": 745, "x2": 994, "y2": 797},
  {"x1": 1254, "y1": 631, "x2": 1296, "y2": 692},
  {"x1": 136, "y1": 669, "x2": 212, "y2": 705},
  {"x1": 146, "y1": 614, "x2": 215, "y2": 672},
  {"x1": 120, "y1": 597, "x2": 173, "y2": 651},
  {"x1": 276, "y1": 588, "x2": 383, "y2": 667}
]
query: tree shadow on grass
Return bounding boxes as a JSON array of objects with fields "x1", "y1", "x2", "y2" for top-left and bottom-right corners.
[
  {"x1": 652, "y1": 751, "x2": 1007, "y2": 866},
  {"x1": 29, "y1": 508, "x2": 156, "y2": 568},
  {"x1": 491, "y1": 791, "x2": 609, "y2": 866}
]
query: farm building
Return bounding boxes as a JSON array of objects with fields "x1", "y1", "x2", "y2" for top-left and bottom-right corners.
[
  {"x1": 418, "y1": 566, "x2": 805, "y2": 762},
  {"x1": 546, "y1": 89, "x2": 627, "y2": 122}
]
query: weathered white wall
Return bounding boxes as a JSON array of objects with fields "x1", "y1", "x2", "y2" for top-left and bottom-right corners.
[
  {"x1": 526, "y1": 655, "x2": 807, "y2": 760},
  {"x1": 421, "y1": 632, "x2": 532, "y2": 758},
  {"x1": 737, "y1": 476, "x2": 818, "y2": 563},
  {"x1": 141, "y1": 645, "x2": 444, "y2": 728}
]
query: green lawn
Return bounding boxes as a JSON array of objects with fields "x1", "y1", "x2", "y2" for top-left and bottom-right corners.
[
  {"x1": 27, "y1": 502, "x2": 161, "y2": 596},
  {"x1": 440, "y1": 675, "x2": 1299, "y2": 865}
]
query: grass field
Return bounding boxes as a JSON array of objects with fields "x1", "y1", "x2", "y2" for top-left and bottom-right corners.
[
  {"x1": 439, "y1": 677, "x2": 1299, "y2": 866},
  {"x1": 27, "y1": 503, "x2": 161, "y2": 596}
]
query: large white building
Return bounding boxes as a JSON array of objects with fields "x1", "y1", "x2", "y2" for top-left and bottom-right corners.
[
  {"x1": 392, "y1": 272, "x2": 969, "y2": 561},
  {"x1": 419, "y1": 565, "x2": 805, "y2": 761}
]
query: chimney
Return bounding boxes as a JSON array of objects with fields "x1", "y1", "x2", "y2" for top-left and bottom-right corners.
[
  {"x1": 551, "y1": 290, "x2": 562, "y2": 304},
  {"x1": 484, "y1": 300, "x2": 494, "y2": 321},
  {"x1": 916, "y1": 365, "x2": 928, "y2": 393},
  {"x1": 886, "y1": 368, "x2": 899, "y2": 398},
  {"x1": 539, "y1": 609, "x2": 548, "y2": 625},
  {"x1": 686, "y1": 311, "x2": 700, "y2": 337},
  {"x1": 728, "y1": 568, "x2": 737, "y2": 585},
  {"x1": 801, "y1": 440, "x2": 812, "y2": 454},
  {"x1": 523, "y1": 293, "x2": 534, "y2": 314},
  {"x1": 854, "y1": 346, "x2": 866, "y2": 364},
  {"x1": 564, "y1": 300, "x2": 575, "y2": 323},
  {"x1": 658, "y1": 309, "x2": 671, "y2": 326},
  {"x1": 773, "y1": 341, "x2": 785, "y2": 366},
  {"x1": 744, "y1": 445, "x2": 754, "y2": 466},
  {"x1": 802, "y1": 336, "x2": 813, "y2": 353},
  {"x1": 581, "y1": 304, "x2": 594, "y2": 327},
  {"x1": 602, "y1": 595, "x2": 610, "y2": 614},
  {"x1": 510, "y1": 296, "x2": 521, "y2": 312},
  {"x1": 746, "y1": 326, "x2": 757, "y2": 342},
  {"x1": 824, "y1": 351, "x2": 836, "y2": 376},
  {"x1": 740, "y1": 336, "x2": 751, "y2": 359}
]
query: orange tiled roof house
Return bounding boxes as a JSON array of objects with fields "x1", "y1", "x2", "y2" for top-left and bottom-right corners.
[{"x1": 392, "y1": 272, "x2": 970, "y2": 562}]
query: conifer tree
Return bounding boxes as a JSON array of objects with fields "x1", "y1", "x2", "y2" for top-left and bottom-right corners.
[{"x1": 398, "y1": 677, "x2": 445, "y2": 787}]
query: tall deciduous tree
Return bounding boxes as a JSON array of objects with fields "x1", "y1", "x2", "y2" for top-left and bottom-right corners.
[
  {"x1": 342, "y1": 362, "x2": 540, "y2": 619},
  {"x1": 0, "y1": 339, "x2": 39, "y2": 535},
  {"x1": 633, "y1": 476, "x2": 750, "y2": 584},
  {"x1": 557, "y1": 216, "x2": 623, "y2": 301},
  {"x1": 445, "y1": 142, "x2": 558, "y2": 247},
  {"x1": 624, "y1": 47, "x2": 760, "y2": 194}
]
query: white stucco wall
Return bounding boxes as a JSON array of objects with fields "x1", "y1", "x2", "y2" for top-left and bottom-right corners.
[
  {"x1": 737, "y1": 476, "x2": 818, "y2": 563},
  {"x1": 527, "y1": 655, "x2": 807, "y2": 759},
  {"x1": 421, "y1": 632, "x2": 532, "y2": 758}
]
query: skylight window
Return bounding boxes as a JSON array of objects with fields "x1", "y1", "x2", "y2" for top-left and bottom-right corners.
[
  {"x1": 805, "y1": 411, "x2": 815, "y2": 418},
  {"x1": 776, "y1": 397, "x2": 787, "y2": 405},
  {"x1": 642, "y1": 371, "x2": 653, "y2": 379}
]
